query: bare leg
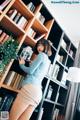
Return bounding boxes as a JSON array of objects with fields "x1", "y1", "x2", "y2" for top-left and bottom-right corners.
[
  {"x1": 18, "y1": 105, "x2": 36, "y2": 120},
  {"x1": 9, "y1": 95, "x2": 30, "y2": 120}
]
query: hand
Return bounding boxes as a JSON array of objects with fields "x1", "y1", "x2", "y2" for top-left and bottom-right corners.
[{"x1": 19, "y1": 58, "x2": 25, "y2": 65}]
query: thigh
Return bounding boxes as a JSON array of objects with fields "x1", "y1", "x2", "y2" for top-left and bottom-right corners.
[
  {"x1": 18, "y1": 105, "x2": 36, "y2": 120},
  {"x1": 9, "y1": 94, "x2": 30, "y2": 120}
]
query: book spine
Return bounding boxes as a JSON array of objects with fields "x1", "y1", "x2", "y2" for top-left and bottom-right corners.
[
  {"x1": 0, "y1": 96, "x2": 8, "y2": 111},
  {"x1": 1, "y1": 34, "x2": 10, "y2": 44},
  {"x1": 10, "y1": 9, "x2": 18, "y2": 20},
  {"x1": 27, "y1": 2, "x2": 33, "y2": 10},
  {"x1": 4, "y1": 71, "x2": 16, "y2": 86},
  {"x1": 0, "y1": 32, "x2": 7, "y2": 43},
  {"x1": 17, "y1": 16, "x2": 27, "y2": 28},
  {"x1": 4, "y1": 96, "x2": 14, "y2": 111},
  {"x1": 13, "y1": 12, "x2": 21, "y2": 23},
  {"x1": 0, "y1": 0, "x2": 11, "y2": 10}
]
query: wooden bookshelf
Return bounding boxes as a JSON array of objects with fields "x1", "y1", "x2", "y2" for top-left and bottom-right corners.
[
  {"x1": 0, "y1": 0, "x2": 77, "y2": 120},
  {"x1": 0, "y1": 14, "x2": 25, "y2": 36}
]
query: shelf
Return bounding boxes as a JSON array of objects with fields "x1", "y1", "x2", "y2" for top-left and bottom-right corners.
[
  {"x1": 44, "y1": 98, "x2": 55, "y2": 104},
  {"x1": 13, "y1": 0, "x2": 34, "y2": 19},
  {"x1": 50, "y1": 78, "x2": 68, "y2": 90},
  {"x1": 33, "y1": 18, "x2": 48, "y2": 33},
  {"x1": 68, "y1": 53, "x2": 74, "y2": 61},
  {"x1": 56, "y1": 60, "x2": 68, "y2": 71},
  {"x1": 44, "y1": 99, "x2": 64, "y2": 107},
  {"x1": 0, "y1": 15, "x2": 25, "y2": 36},
  {"x1": 1, "y1": 84, "x2": 19, "y2": 93},
  {"x1": 60, "y1": 46, "x2": 68, "y2": 55},
  {"x1": 55, "y1": 102, "x2": 64, "y2": 107},
  {"x1": 25, "y1": 35, "x2": 37, "y2": 46}
]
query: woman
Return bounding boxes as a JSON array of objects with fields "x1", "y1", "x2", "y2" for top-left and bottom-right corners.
[{"x1": 9, "y1": 39, "x2": 52, "y2": 120}]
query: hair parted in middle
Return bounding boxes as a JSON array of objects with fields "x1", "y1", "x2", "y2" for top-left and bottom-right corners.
[{"x1": 33, "y1": 38, "x2": 52, "y2": 56}]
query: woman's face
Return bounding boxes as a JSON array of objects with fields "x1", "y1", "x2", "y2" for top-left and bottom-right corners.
[{"x1": 37, "y1": 44, "x2": 44, "y2": 53}]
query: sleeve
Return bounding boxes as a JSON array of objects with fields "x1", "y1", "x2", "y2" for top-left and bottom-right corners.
[{"x1": 19, "y1": 52, "x2": 43, "y2": 74}]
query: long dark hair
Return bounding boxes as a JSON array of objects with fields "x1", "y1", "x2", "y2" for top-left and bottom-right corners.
[{"x1": 33, "y1": 38, "x2": 52, "y2": 56}]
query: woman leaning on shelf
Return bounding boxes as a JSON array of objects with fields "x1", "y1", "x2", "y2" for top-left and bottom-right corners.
[{"x1": 9, "y1": 38, "x2": 52, "y2": 120}]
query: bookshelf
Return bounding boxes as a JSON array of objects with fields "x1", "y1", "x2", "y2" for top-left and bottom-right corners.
[{"x1": 0, "y1": 0, "x2": 77, "y2": 120}]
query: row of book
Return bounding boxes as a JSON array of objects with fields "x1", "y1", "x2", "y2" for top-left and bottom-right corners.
[
  {"x1": 0, "y1": 93, "x2": 15, "y2": 111},
  {"x1": 36, "y1": 12, "x2": 45, "y2": 24},
  {"x1": 27, "y1": 2, "x2": 35, "y2": 13},
  {"x1": 61, "y1": 39, "x2": 75, "y2": 58},
  {"x1": 47, "y1": 64, "x2": 68, "y2": 86},
  {"x1": 0, "y1": 29, "x2": 10, "y2": 44},
  {"x1": 7, "y1": 8, "x2": 28, "y2": 30},
  {"x1": 4, "y1": 71, "x2": 24, "y2": 89},
  {"x1": 27, "y1": 27, "x2": 46, "y2": 41},
  {"x1": 0, "y1": 0, "x2": 11, "y2": 11}
]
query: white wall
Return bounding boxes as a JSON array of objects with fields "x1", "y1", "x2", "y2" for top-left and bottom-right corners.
[{"x1": 42, "y1": 0, "x2": 80, "y2": 48}]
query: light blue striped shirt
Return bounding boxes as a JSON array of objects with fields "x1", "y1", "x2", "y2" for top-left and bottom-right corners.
[{"x1": 20, "y1": 52, "x2": 50, "y2": 87}]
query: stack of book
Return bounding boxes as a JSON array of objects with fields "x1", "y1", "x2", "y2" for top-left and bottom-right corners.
[
  {"x1": 0, "y1": 29, "x2": 10, "y2": 44},
  {"x1": 36, "y1": 12, "x2": 45, "y2": 24},
  {"x1": 7, "y1": 8, "x2": 28, "y2": 30},
  {"x1": 0, "y1": 93, "x2": 14, "y2": 111},
  {"x1": 4, "y1": 71, "x2": 24, "y2": 89},
  {"x1": 57, "y1": 54, "x2": 64, "y2": 63},
  {"x1": 52, "y1": 64, "x2": 60, "y2": 79},
  {"x1": 0, "y1": 0, "x2": 11, "y2": 11},
  {"x1": 27, "y1": 28, "x2": 36, "y2": 38},
  {"x1": 47, "y1": 64, "x2": 54, "y2": 77},
  {"x1": 27, "y1": 2, "x2": 35, "y2": 13}
]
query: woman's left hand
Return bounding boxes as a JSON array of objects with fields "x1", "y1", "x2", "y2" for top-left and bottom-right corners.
[{"x1": 19, "y1": 58, "x2": 25, "y2": 65}]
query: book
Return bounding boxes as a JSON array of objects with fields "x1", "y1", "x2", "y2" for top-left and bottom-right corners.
[
  {"x1": 57, "y1": 54, "x2": 64, "y2": 63},
  {"x1": 0, "y1": 32, "x2": 7, "y2": 43},
  {"x1": 61, "y1": 39, "x2": 67, "y2": 49},
  {"x1": 1, "y1": 34, "x2": 10, "y2": 44},
  {"x1": 13, "y1": 12, "x2": 21, "y2": 23},
  {"x1": 27, "y1": 2, "x2": 35, "y2": 12},
  {"x1": 4, "y1": 71, "x2": 16, "y2": 86},
  {"x1": 40, "y1": 15, "x2": 45, "y2": 24},
  {"x1": 7, "y1": 9, "x2": 18, "y2": 20},
  {"x1": 17, "y1": 16, "x2": 28, "y2": 29},
  {"x1": 61, "y1": 71, "x2": 68, "y2": 85},
  {"x1": 1, "y1": 95, "x2": 14, "y2": 111},
  {"x1": 52, "y1": 108, "x2": 59, "y2": 120},
  {"x1": 47, "y1": 64, "x2": 54, "y2": 76},
  {"x1": 0, "y1": 96, "x2": 8, "y2": 111},
  {"x1": 0, "y1": 0, "x2": 11, "y2": 11},
  {"x1": 69, "y1": 49, "x2": 74, "y2": 58},
  {"x1": 27, "y1": 28, "x2": 35, "y2": 37},
  {"x1": 52, "y1": 64, "x2": 60, "y2": 79}
]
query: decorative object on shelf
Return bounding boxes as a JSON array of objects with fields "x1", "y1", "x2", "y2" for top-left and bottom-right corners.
[
  {"x1": 0, "y1": 36, "x2": 19, "y2": 73},
  {"x1": 19, "y1": 46, "x2": 33, "y2": 61},
  {"x1": 52, "y1": 108, "x2": 59, "y2": 120},
  {"x1": 46, "y1": 85, "x2": 53, "y2": 99},
  {"x1": 67, "y1": 67, "x2": 80, "y2": 83}
]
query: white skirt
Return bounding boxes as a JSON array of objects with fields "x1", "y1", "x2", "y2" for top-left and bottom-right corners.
[{"x1": 18, "y1": 84, "x2": 42, "y2": 107}]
